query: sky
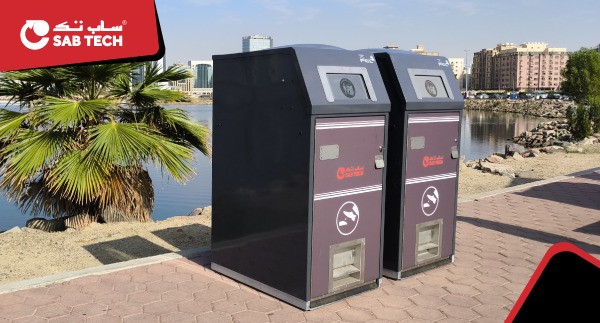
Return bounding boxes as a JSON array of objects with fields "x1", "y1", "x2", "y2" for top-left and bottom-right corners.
[{"x1": 155, "y1": 0, "x2": 599, "y2": 67}]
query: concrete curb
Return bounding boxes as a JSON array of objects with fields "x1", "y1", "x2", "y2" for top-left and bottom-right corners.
[{"x1": 0, "y1": 246, "x2": 211, "y2": 295}]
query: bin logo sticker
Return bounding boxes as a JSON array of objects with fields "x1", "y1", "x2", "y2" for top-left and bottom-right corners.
[
  {"x1": 421, "y1": 186, "x2": 439, "y2": 216},
  {"x1": 340, "y1": 78, "x2": 356, "y2": 98},
  {"x1": 423, "y1": 155, "x2": 444, "y2": 168},
  {"x1": 336, "y1": 166, "x2": 365, "y2": 180},
  {"x1": 425, "y1": 80, "x2": 438, "y2": 97},
  {"x1": 336, "y1": 201, "x2": 360, "y2": 236}
]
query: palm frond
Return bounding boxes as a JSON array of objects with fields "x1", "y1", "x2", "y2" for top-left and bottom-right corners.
[
  {"x1": 45, "y1": 150, "x2": 108, "y2": 204},
  {"x1": 0, "y1": 130, "x2": 72, "y2": 191},
  {"x1": 39, "y1": 96, "x2": 111, "y2": 128},
  {"x1": 0, "y1": 109, "x2": 29, "y2": 139},
  {"x1": 157, "y1": 108, "x2": 212, "y2": 156}
]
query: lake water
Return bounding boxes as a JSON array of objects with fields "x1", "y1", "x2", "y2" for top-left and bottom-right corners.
[{"x1": 0, "y1": 106, "x2": 546, "y2": 231}]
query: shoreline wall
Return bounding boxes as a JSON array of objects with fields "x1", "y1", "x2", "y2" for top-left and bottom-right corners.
[{"x1": 464, "y1": 99, "x2": 575, "y2": 118}]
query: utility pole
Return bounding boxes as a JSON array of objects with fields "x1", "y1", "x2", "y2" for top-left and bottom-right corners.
[{"x1": 464, "y1": 49, "x2": 470, "y2": 98}]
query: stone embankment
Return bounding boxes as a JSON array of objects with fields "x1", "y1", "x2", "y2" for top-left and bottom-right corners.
[
  {"x1": 463, "y1": 121, "x2": 600, "y2": 178},
  {"x1": 465, "y1": 99, "x2": 574, "y2": 118}
]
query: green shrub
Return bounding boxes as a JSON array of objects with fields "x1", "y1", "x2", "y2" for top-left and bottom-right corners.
[
  {"x1": 568, "y1": 105, "x2": 593, "y2": 140},
  {"x1": 589, "y1": 96, "x2": 600, "y2": 133}
]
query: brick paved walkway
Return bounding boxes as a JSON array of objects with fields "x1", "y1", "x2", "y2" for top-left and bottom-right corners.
[{"x1": 1, "y1": 171, "x2": 599, "y2": 322}]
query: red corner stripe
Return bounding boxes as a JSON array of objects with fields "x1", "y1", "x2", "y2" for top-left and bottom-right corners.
[{"x1": 505, "y1": 242, "x2": 600, "y2": 322}]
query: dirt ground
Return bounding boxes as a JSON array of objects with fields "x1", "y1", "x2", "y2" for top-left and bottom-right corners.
[{"x1": 1, "y1": 149, "x2": 600, "y2": 286}]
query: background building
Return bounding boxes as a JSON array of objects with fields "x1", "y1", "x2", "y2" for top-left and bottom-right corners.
[
  {"x1": 242, "y1": 35, "x2": 273, "y2": 52},
  {"x1": 448, "y1": 58, "x2": 465, "y2": 89},
  {"x1": 410, "y1": 44, "x2": 439, "y2": 56},
  {"x1": 187, "y1": 60, "x2": 214, "y2": 97},
  {"x1": 471, "y1": 43, "x2": 569, "y2": 92}
]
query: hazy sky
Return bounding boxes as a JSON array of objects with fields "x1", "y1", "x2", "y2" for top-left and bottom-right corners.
[{"x1": 156, "y1": 0, "x2": 599, "y2": 66}]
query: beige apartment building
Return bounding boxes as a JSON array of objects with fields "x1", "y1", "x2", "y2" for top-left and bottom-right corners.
[{"x1": 471, "y1": 43, "x2": 569, "y2": 91}]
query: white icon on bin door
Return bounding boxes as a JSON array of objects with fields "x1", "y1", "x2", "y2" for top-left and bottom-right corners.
[
  {"x1": 336, "y1": 201, "x2": 360, "y2": 236},
  {"x1": 421, "y1": 186, "x2": 439, "y2": 216}
]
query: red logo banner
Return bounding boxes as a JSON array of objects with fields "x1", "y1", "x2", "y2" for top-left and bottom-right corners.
[{"x1": 0, "y1": 0, "x2": 164, "y2": 71}]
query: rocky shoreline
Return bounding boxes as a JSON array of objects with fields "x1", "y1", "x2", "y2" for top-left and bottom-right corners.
[{"x1": 465, "y1": 99, "x2": 574, "y2": 118}]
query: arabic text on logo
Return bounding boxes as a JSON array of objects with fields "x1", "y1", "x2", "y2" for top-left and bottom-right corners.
[{"x1": 20, "y1": 19, "x2": 125, "y2": 50}]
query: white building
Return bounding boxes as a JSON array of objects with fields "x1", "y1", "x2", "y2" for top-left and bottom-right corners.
[{"x1": 242, "y1": 35, "x2": 273, "y2": 52}]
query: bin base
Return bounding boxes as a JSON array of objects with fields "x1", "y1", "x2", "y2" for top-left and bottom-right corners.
[
  {"x1": 211, "y1": 262, "x2": 380, "y2": 311},
  {"x1": 383, "y1": 256, "x2": 454, "y2": 280}
]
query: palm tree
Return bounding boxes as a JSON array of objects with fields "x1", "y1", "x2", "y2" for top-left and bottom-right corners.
[{"x1": 0, "y1": 62, "x2": 211, "y2": 228}]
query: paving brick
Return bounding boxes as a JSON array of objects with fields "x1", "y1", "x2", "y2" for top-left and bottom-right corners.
[
  {"x1": 0, "y1": 294, "x2": 25, "y2": 307},
  {"x1": 232, "y1": 311, "x2": 270, "y2": 323},
  {"x1": 409, "y1": 294, "x2": 448, "y2": 309},
  {"x1": 473, "y1": 283, "x2": 511, "y2": 296},
  {"x1": 130, "y1": 272, "x2": 162, "y2": 283},
  {"x1": 226, "y1": 289, "x2": 260, "y2": 303},
  {"x1": 58, "y1": 292, "x2": 93, "y2": 307},
  {"x1": 474, "y1": 293, "x2": 511, "y2": 307},
  {"x1": 161, "y1": 290, "x2": 194, "y2": 303},
  {"x1": 34, "y1": 303, "x2": 71, "y2": 319},
  {"x1": 212, "y1": 299, "x2": 247, "y2": 314},
  {"x1": 245, "y1": 298, "x2": 281, "y2": 313},
  {"x1": 473, "y1": 304, "x2": 510, "y2": 320},
  {"x1": 439, "y1": 305, "x2": 480, "y2": 320},
  {"x1": 376, "y1": 294, "x2": 414, "y2": 309},
  {"x1": 335, "y1": 308, "x2": 375, "y2": 322},
  {"x1": 106, "y1": 302, "x2": 142, "y2": 317},
  {"x1": 160, "y1": 311, "x2": 198, "y2": 323},
  {"x1": 70, "y1": 302, "x2": 107, "y2": 318},
  {"x1": 142, "y1": 301, "x2": 178, "y2": 316},
  {"x1": 47, "y1": 315, "x2": 84, "y2": 323},
  {"x1": 303, "y1": 310, "x2": 341, "y2": 322},
  {"x1": 177, "y1": 280, "x2": 209, "y2": 293},
  {"x1": 12, "y1": 315, "x2": 48, "y2": 323},
  {"x1": 101, "y1": 273, "x2": 132, "y2": 284},
  {"x1": 122, "y1": 313, "x2": 159, "y2": 323},
  {"x1": 194, "y1": 289, "x2": 227, "y2": 302},
  {"x1": 266, "y1": 308, "x2": 305, "y2": 322},
  {"x1": 443, "y1": 283, "x2": 480, "y2": 297},
  {"x1": 80, "y1": 282, "x2": 115, "y2": 296},
  {"x1": 146, "y1": 263, "x2": 176, "y2": 275},
  {"x1": 113, "y1": 282, "x2": 147, "y2": 294},
  {"x1": 162, "y1": 272, "x2": 193, "y2": 283},
  {"x1": 84, "y1": 314, "x2": 121, "y2": 323},
  {"x1": 195, "y1": 311, "x2": 233, "y2": 323},
  {"x1": 382, "y1": 285, "x2": 418, "y2": 297},
  {"x1": 146, "y1": 281, "x2": 177, "y2": 293},
  {"x1": 178, "y1": 299, "x2": 213, "y2": 314},
  {"x1": 405, "y1": 306, "x2": 445, "y2": 321},
  {"x1": 346, "y1": 296, "x2": 383, "y2": 310},
  {"x1": 127, "y1": 291, "x2": 161, "y2": 305},
  {"x1": 370, "y1": 307, "x2": 410, "y2": 321},
  {"x1": 442, "y1": 294, "x2": 481, "y2": 308}
]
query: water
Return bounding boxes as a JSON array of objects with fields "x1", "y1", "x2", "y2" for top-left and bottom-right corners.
[
  {"x1": 0, "y1": 107, "x2": 546, "y2": 231},
  {"x1": 460, "y1": 109, "x2": 548, "y2": 161}
]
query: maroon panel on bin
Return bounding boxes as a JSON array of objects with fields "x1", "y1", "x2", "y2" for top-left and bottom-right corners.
[
  {"x1": 311, "y1": 116, "x2": 385, "y2": 299},
  {"x1": 401, "y1": 112, "x2": 460, "y2": 269}
]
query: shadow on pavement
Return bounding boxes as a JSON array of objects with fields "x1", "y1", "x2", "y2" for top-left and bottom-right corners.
[
  {"x1": 514, "y1": 178, "x2": 600, "y2": 212},
  {"x1": 83, "y1": 224, "x2": 211, "y2": 265},
  {"x1": 457, "y1": 215, "x2": 600, "y2": 256}
]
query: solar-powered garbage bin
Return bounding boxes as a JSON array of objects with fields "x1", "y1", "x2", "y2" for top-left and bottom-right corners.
[
  {"x1": 211, "y1": 45, "x2": 390, "y2": 310},
  {"x1": 373, "y1": 50, "x2": 463, "y2": 279}
]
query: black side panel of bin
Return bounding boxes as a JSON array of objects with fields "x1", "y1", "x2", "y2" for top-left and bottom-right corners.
[
  {"x1": 212, "y1": 50, "x2": 312, "y2": 300},
  {"x1": 375, "y1": 53, "x2": 405, "y2": 272}
]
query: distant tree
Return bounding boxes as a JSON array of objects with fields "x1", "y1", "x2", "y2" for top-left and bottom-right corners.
[
  {"x1": 0, "y1": 63, "x2": 211, "y2": 228},
  {"x1": 589, "y1": 96, "x2": 600, "y2": 133},
  {"x1": 561, "y1": 48, "x2": 600, "y2": 103}
]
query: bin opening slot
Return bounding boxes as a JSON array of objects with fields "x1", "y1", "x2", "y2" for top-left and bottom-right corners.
[
  {"x1": 407, "y1": 68, "x2": 454, "y2": 100},
  {"x1": 329, "y1": 239, "x2": 365, "y2": 293},
  {"x1": 317, "y1": 66, "x2": 378, "y2": 103},
  {"x1": 416, "y1": 219, "x2": 443, "y2": 265}
]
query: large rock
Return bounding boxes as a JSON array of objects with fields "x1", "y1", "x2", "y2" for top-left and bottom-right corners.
[
  {"x1": 565, "y1": 146, "x2": 584, "y2": 153},
  {"x1": 485, "y1": 155, "x2": 504, "y2": 163},
  {"x1": 0, "y1": 226, "x2": 22, "y2": 235},
  {"x1": 505, "y1": 144, "x2": 527, "y2": 156},
  {"x1": 479, "y1": 161, "x2": 516, "y2": 178},
  {"x1": 26, "y1": 218, "x2": 66, "y2": 232}
]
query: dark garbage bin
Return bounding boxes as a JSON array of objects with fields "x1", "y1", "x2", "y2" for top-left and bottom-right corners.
[
  {"x1": 373, "y1": 50, "x2": 464, "y2": 279},
  {"x1": 211, "y1": 45, "x2": 391, "y2": 310}
]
